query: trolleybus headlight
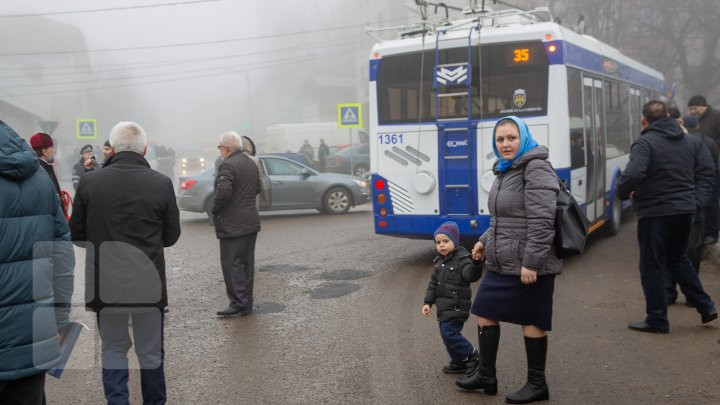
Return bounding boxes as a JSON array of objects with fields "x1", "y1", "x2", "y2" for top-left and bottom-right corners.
[
  {"x1": 377, "y1": 194, "x2": 387, "y2": 204},
  {"x1": 547, "y1": 44, "x2": 557, "y2": 53},
  {"x1": 378, "y1": 207, "x2": 388, "y2": 217}
]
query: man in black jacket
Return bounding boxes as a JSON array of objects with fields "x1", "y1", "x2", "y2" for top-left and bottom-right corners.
[
  {"x1": 616, "y1": 100, "x2": 717, "y2": 334},
  {"x1": 71, "y1": 144, "x2": 98, "y2": 190},
  {"x1": 214, "y1": 131, "x2": 261, "y2": 316},
  {"x1": 70, "y1": 122, "x2": 181, "y2": 405},
  {"x1": 688, "y1": 95, "x2": 720, "y2": 147},
  {"x1": 29, "y1": 132, "x2": 61, "y2": 198}
]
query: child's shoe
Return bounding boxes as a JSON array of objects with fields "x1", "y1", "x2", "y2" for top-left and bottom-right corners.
[
  {"x1": 442, "y1": 350, "x2": 479, "y2": 374},
  {"x1": 442, "y1": 361, "x2": 468, "y2": 374}
]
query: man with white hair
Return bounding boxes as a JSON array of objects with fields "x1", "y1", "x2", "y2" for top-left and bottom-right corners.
[
  {"x1": 214, "y1": 131, "x2": 261, "y2": 316},
  {"x1": 70, "y1": 121, "x2": 181, "y2": 405}
]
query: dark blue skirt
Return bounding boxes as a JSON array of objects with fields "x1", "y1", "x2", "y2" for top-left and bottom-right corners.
[{"x1": 470, "y1": 270, "x2": 556, "y2": 331}]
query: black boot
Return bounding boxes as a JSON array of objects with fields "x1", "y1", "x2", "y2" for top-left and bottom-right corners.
[
  {"x1": 455, "y1": 325, "x2": 500, "y2": 395},
  {"x1": 505, "y1": 336, "x2": 549, "y2": 404}
]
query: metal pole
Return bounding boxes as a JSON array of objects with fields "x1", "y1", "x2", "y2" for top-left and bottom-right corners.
[{"x1": 349, "y1": 128, "x2": 354, "y2": 175}]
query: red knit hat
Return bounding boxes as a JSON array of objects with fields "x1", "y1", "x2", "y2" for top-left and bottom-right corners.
[{"x1": 30, "y1": 133, "x2": 54, "y2": 150}]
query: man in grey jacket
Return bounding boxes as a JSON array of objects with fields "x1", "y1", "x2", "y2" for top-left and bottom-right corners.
[{"x1": 214, "y1": 131, "x2": 261, "y2": 316}]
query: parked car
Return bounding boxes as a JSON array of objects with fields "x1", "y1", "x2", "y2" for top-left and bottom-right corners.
[
  {"x1": 324, "y1": 143, "x2": 370, "y2": 177},
  {"x1": 177, "y1": 155, "x2": 370, "y2": 220}
]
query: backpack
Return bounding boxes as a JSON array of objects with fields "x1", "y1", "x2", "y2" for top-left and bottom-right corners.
[{"x1": 523, "y1": 161, "x2": 590, "y2": 258}]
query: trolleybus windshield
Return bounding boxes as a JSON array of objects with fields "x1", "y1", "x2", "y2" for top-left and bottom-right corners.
[{"x1": 377, "y1": 41, "x2": 548, "y2": 124}]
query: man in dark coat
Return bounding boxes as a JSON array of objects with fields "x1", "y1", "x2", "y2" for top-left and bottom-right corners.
[
  {"x1": 29, "y1": 132, "x2": 61, "y2": 198},
  {"x1": 0, "y1": 121, "x2": 74, "y2": 404},
  {"x1": 318, "y1": 138, "x2": 330, "y2": 172},
  {"x1": 616, "y1": 100, "x2": 717, "y2": 334},
  {"x1": 213, "y1": 131, "x2": 261, "y2": 316},
  {"x1": 665, "y1": 114, "x2": 720, "y2": 304},
  {"x1": 70, "y1": 121, "x2": 181, "y2": 405},
  {"x1": 688, "y1": 95, "x2": 720, "y2": 147},
  {"x1": 72, "y1": 144, "x2": 99, "y2": 190}
]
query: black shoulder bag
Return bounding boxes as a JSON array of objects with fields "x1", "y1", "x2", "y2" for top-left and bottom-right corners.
[
  {"x1": 554, "y1": 177, "x2": 590, "y2": 258},
  {"x1": 523, "y1": 161, "x2": 590, "y2": 258}
]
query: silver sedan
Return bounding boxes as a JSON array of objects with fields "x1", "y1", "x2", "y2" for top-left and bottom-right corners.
[{"x1": 177, "y1": 154, "x2": 370, "y2": 220}]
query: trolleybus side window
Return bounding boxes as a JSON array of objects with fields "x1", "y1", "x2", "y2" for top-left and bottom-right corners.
[{"x1": 567, "y1": 68, "x2": 585, "y2": 169}]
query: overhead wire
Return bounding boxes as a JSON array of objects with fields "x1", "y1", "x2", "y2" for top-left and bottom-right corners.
[
  {"x1": 0, "y1": 0, "x2": 221, "y2": 18},
  {"x1": 3, "y1": 46, "x2": 363, "y2": 97},
  {"x1": 0, "y1": 35, "x2": 359, "y2": 79},
  {"x1": 0, "y1": 18, "x2": 406, "y2": 57},
  {"x1": 1, "y1": 40, "x2": 363, "y2": 89}
]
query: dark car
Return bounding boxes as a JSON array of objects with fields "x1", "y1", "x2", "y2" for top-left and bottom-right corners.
[
  {"x1": 324, "y1": 143, "x2": 370, "y2": 177},
  {"x1": 177, "y1": 155, "x2": 370, "y2": 220}
]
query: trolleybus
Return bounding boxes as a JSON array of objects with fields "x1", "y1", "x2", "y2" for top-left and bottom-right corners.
[{"x1": 368, "y1": 3, "x2": 669, "y2": 243}]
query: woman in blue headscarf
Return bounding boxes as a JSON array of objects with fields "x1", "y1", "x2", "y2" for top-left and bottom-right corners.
[{"x1": 456, "y1": 116, "x2": 562, "y2": 404}]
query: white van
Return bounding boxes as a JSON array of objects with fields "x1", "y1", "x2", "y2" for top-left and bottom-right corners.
[{"x1": 263, "y1": 122, "x2": 368, "y2": 154}]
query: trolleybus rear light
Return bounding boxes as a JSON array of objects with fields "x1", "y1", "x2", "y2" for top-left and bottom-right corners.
[
  {"x1": 375, "y1": 179, "x2": 386, "y2": 190},
  {"x1": 377, "y1": 193, "x2": 387, "y2": 204},
  {"x1": 378, "y1": 220, "x2": 388, "y2": 228},
  {"x1": 378, "y1": 207, "x2": 388, "y2": 217}
]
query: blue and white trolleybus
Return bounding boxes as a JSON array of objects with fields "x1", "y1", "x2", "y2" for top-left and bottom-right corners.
[{"x1": 368, "y1": 3, "x2": 669, "y2": 243}]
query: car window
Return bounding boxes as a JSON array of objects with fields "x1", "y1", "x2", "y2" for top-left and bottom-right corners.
[
  {"x1": 264, "y1": 158, "x2": 305, "y2": 176},
  {"x1": 358, "y1": 144, "x2": 369, "y2": 154}
]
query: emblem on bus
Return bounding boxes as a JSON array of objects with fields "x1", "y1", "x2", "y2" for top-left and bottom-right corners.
[
  {"x1": 436, "y1": 66, "x2": 468, "y2": 86},
  {"x1": 446, "y1": 140, "x2": 468, "y2": 147},
  {"x1": 513, "y1": 89, "x2": 527, "y2": 108}
]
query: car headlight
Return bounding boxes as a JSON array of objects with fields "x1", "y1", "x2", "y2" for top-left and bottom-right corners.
[
  {"x1": 352, "y1": 179, "x2": 367, "y2": 189},
  {"x1": 182, "y1": 158, "x2": 187, "y2": 163}
]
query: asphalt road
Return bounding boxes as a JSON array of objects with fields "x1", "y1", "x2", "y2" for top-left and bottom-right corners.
[{"x1": 46, "y1": 206, "x2": 720, "y2": 404}]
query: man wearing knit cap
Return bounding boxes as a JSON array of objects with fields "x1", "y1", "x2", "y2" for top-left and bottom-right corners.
[
  {"x1": 688, "y1": 95, "x2": 720, "y2": 146},
  {"x1": 72, "y1": 144, "x2": 98, "y2": 190},
  {"x1": 29, "y1": 132, "x2": 61, "y2": 199},
  {"x1": 101, "y1": 140, "x2": 113, "y2": 167}
]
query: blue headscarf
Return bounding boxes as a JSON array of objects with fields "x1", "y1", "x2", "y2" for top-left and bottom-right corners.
[{"x1": 492, "y1": 116, "x2": 538, "y2": 173}]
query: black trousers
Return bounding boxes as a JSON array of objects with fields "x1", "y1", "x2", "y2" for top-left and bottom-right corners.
[
  {"x1": 665, "y1": 209, "x2": 706, "y2": 301},
  {"x1": 0, "y1": 373, "x2": 46, "y2": 405},
  {"x1": 220, "y1": 233, "x2": 258, "y2": 310}
]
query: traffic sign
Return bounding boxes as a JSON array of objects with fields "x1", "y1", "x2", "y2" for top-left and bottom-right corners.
[
  {"x1": 337, "y1": 103, "x2": 362, "y2": 128},
  {"x1": 76, "y1": 119, "x2": 97, "y2": 140},
  {"x1": 38, "y1": 120, "x2": 58, "y2": 135}
]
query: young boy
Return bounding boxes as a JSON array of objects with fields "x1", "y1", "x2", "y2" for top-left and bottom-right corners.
[{"x1": 422, "y1": 221, "x2": 483, "y2": 373}]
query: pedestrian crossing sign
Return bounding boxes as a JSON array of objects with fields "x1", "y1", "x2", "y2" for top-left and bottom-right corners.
[
  {"x1": 76, "y1": 119, "x2": 97, "y2": 140},
  {"x1": 337, "y1": 103, "x2": 362, "y2": 128}
]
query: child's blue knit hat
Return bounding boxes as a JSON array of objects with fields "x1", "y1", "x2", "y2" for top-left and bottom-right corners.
[{"x1": 434, "y1": 221, "x2": 459, "y2": 246}]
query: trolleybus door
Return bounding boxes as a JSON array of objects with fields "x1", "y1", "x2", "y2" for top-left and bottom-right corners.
[
  {"x1": 583, "y1": 77, "x2": 606, "y2": 223},
  {"x1": 439, "y1": 125, "x2": 476, "y2": 216}
]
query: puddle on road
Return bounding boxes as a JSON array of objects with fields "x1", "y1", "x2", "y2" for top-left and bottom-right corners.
[
  {"x1": 320, "y1": 269, "x2": 370, "y2": 281},
  {"x1": 252, "y1": 302, "x2": 286, "y2": 314},
  {"x1": 258, "y1": 264, "x2": 308, "y2": 274},
  {"x1": 309, "y1": 283, "x2": 360, "y2": 299}
]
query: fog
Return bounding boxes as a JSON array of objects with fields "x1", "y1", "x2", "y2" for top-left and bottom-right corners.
[
  {"x1": 0, "y1": 0, "x2": 427, "y2": 164},
  {"x1": 2, "y1": 0, "x2": 718, "y2": 179}
]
